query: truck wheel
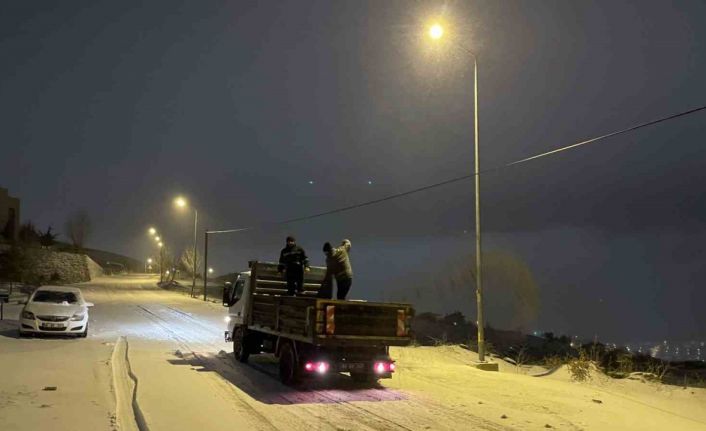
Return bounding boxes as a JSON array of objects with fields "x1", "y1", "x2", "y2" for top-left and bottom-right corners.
[
  {"x1": 233, "y1": 327, "x2": 249, "y2": 363},
  {"x1": 279, "y1": 342, "x2": 300, "y2": 385},
  {"x1": 350, "y1": 372, "x2": 379, "y2": 385}
]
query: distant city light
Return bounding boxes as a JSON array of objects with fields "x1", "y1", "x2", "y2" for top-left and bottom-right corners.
[{"x1": 308, "y1": 180, "x2": 314, "y2": 185}]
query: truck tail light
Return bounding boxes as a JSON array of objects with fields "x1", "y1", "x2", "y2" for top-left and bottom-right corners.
[
  {"x1": 304, "y1": 361, "x2": 329, "y2": 374},
  {"x1": 374, "y1": 361, "x2": 396, "y2": 374},
  {"x1": 396, "y1": 309, "x2": 407, "y2": 336},
  {"x1": 326, "y1": 305, "x2": 335, "y2": 335}
]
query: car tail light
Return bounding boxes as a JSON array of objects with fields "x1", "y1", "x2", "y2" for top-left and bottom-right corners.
[{"x1": 305, "y1": 362, "x2": 314, "y2": 371}]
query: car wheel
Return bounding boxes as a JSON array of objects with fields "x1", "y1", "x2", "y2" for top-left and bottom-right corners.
[
  {"x1": 233, "y1": 327, "x2": 249, "y2": 363},
  {"x1": 279, "y1": 342, "x2": 300, "y2": 385},
  {"x1": 80, "y1": 323, "x2": 88, "y2": 338}
]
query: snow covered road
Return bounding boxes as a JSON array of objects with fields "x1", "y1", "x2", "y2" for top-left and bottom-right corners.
[{"x1": 2, "y1": 275, "x2": 705, "y2": 431}]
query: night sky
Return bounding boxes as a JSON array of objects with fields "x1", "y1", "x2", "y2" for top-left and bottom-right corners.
[{"x1": 2, "y1": 1, "x2": 705, "y2": 344}]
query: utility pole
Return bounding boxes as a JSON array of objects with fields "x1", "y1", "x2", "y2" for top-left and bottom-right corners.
[{"x1": 203, "y1": 231, "x2": 209, "y2": 301}]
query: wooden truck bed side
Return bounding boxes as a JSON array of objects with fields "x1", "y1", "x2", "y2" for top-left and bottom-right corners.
[{"x1": 246, "y1": 261, "x2": 414, "y2": 347}]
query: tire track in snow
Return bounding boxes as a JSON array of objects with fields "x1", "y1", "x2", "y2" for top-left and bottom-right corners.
[{"x1": 134, "y1": 304, "x2": 283, "y2": 431}]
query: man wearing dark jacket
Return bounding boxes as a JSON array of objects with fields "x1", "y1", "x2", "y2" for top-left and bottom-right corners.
[
  {"x1": 318, "y1": 239, "x2": 353, "y2": 300},
  {"x1": 278, "y1": 236, "x2": 309, "y2": 296}
]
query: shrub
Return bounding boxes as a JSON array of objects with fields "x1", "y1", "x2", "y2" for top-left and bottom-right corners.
[{"x1": 567, "y1": 350, "x2": 592, "y2": 382}]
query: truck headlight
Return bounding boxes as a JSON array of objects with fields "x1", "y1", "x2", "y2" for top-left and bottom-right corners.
[
  {"x1": 22, "y1": 310, "x2": 35, "y2": 320},
  {"x1": 70, "y1": 313, "x2": 85, "y2": 321}
]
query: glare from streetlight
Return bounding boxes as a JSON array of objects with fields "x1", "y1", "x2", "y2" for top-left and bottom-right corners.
[
  {"x1": 208, "y1": 267, "x2": 214, "y2": 274},
  {"x1": 158, "y1": 242, "x2": 163, "y2": 248},
  {"x1": 154, "y1": 236, "x2": 160, "y2": 242},
  {"x1": 429, "y1": 23, "x2": 444, "y2": 40},
  {"x1": 147, "y1": 258, "x2": 152, "y2": 264},
  {"x1": 174, "y1": 196, "x2": 187, "y2": 208},
  {"x1": 148, "y1": 227, "x2": 157, "y2": 236}
]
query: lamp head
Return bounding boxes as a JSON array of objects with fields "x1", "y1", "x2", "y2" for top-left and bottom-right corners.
[{"x1": 429, "y1": 23, "x2": 444, "y2": 40}]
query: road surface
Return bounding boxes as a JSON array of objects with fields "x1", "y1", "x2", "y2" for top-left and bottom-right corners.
[{"x1": 1, "y1": 275, "x2": 705, "y2": 431}]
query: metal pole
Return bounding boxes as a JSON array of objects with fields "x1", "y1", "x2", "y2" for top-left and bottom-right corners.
[
  {"x1": 203, "y1": 231, "x2": 209, "y2": 302},
  {"x1": 159, "y1": 247, "x2": 164, "y2": 283},
  {"x1": 473, "y1": 56, "x2": 486, "y2": 362},
  {"x1": 191, "y1": 209, "x2": 198, "y2": 298}
]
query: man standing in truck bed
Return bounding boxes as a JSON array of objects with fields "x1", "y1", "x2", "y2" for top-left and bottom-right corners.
[
  {"x1": 278, "y1": 236, "x2": 309, "y2": 296},
  {"x1": 319, "y1": 239, "x2": 353, "y2": 300}
]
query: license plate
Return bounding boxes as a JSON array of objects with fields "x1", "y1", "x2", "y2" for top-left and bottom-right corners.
[
  {"x1": 340, "y1": 363, "x2": 365, "y2": 371},
  {"x1": 41, "y1": 323, "x2": 65, "y2": 329}
]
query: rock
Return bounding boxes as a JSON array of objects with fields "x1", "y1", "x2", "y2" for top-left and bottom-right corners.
[
  {"x1": 42, "y1": 386, "x2": 57, "y2": 391},
  {"x1": 592, "y1": 399, "x2": 603, "y2": 404},
  {"x1": 501, "y1": 414, "x2": 508, "y2": 419},
  {"x1": 545, "y1": 425, "x2": 553, "y2": 428}
]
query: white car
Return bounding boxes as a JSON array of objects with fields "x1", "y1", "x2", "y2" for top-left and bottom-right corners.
[{"x1": 19, "y1": 286, "x2": 93, "y2": 338}]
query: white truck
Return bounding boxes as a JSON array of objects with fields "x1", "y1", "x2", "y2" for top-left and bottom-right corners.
[{"x1": 223, "y1": 261, "x2": 414, "y2": 385}]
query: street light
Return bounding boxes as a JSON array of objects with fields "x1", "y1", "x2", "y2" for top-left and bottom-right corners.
[
  {"x1": 428, "y1": 23, "x2": 487, "y2": 363},
  {"x1": 148, "y1": 227, "x2": 157, "y2": 236},
  {"x1": 145, "y1": 257, "x2": 153, "y2": 273},
  {"x1": 154, "y1": 236, "x2": 161, "y2": 242},
  {"x1": 174, "y1": 195, "x2": 198, "y2": 298},
  {"x1": 429, "y1": 23, "x2": 444, "y2": 39}
]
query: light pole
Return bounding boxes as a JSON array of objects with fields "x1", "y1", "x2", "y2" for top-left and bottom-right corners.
[
  {"x1": 175, "y1": 196, "x2": 198, "y2": 298},
  {"x1": 429, "y1": 22, "x2": 486, "y2": 363}
]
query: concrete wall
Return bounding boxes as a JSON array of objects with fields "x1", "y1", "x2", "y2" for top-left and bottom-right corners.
[
  {"x1": 25, "y1": 249, "x2": 100, "y2": 285},
  {"x1": 0, "y1": 187, "x2": 20, "y2": 242}
]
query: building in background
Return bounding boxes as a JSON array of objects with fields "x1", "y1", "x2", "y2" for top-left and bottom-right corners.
[{"x1": 0, "y1": 187, "x2": 20, "y2": 242}]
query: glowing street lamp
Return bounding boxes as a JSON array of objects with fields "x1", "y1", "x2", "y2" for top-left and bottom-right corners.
[
  {"x1": 427, "y1": 22, "x2": 487, "y2": 363},
  {"x1": 158, "y1": 242, "x2": 163, "y2": 248},
  {"x1": 148, "y1": 227, "x2": 157, "y2": 236},
  {"x1": 208, "y1": 268, "x2": 214, "y2": 274},
  {"x1": 174, "y1": 195, "x2": 199, "y2": 298},
  {"x1": 154, "y1": 236, "x2": 161, "y2": 242},
  {"x1": 429, "y1": 23, "x2": 443, "y2": 40}
]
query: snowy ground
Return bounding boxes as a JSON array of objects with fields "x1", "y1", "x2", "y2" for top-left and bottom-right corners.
[{"x1": 1, "y1": 274, "x2": 705, "y2": 430}]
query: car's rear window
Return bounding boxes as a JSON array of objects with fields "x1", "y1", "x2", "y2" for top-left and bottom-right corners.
[{"x1": 33, "y1": 291, "x2": 79, "y2": 304}]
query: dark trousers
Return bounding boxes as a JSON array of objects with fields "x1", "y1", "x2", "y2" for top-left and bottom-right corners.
[
  {"x1": 336, "y1": 277, "x2": 352, "y2": 300},
  {"x1": 286, "y1": 268, "x2": 304, "y2": 296},
  {"x1": 318, "y1": 277, "x2": 352, "y2": 300}
]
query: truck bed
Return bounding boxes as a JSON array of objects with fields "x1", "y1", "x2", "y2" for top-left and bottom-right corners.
[{"x1": 248, "y1": 262, "x2": 413, "y2": 347}]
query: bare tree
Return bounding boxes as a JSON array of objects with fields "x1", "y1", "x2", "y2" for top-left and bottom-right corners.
[
  {"x1": 65, "y1": 210, "x2": 91, "y2": 250},
  {"x1": 179, "y1": 248, "x2": 201, "y2": 278}
]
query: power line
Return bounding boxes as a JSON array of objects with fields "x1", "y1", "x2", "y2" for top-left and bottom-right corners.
[{"x1": 209, "y1": 104, "x2": 706, "y2": 235}]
